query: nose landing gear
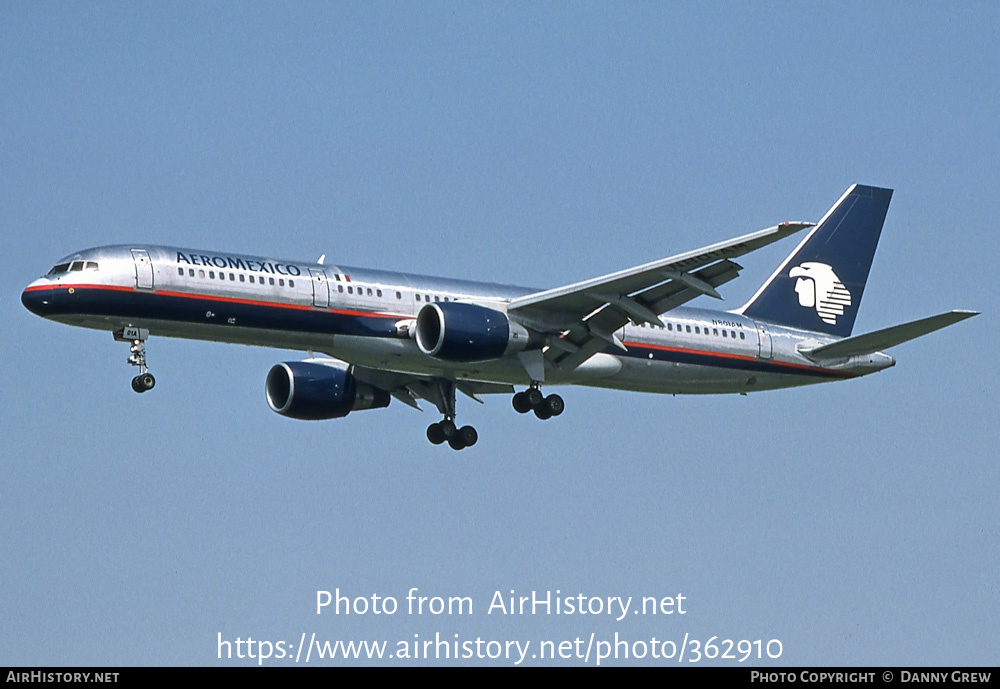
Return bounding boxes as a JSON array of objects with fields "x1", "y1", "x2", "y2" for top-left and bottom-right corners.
[{"x1": 115, "y1": 327, "x2": 155, "y2": 393}]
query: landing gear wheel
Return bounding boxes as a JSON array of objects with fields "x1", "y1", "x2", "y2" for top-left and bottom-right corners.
[
  {"x1": 131, "y1": 373, "x2": 155, "y2": 393},
  {"x1": 427, "y1": 423, "x2": 446, "y2": 445},
  {"x1": 512, "y1": 391, "x2": 532, "y2": 413},
  {"x1": 428, "y1": 419, "x2": 462, "y2": 446},
  {"x1": 438, "y1": 419, "x2": 457, "y2": 440},
  {"x1": 446, "y1": 426, "x2": 478, "y2": 451},
  {"x1": 534, "y1": 405, "x2": 553, "y2": 420},
  {"x1": 526, "y1": 388, "x2": 544, "y2": 409},
  {"x1": 458, "y1": 425, "x2": 478, "y2": 448},
  {"x1": 543, "y1": 394, "x2": 564, "y2": 417}
]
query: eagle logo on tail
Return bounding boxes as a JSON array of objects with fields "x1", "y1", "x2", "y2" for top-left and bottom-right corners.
[{"x1": 789, "y1": 262, "x2": 852, "y2": 325}]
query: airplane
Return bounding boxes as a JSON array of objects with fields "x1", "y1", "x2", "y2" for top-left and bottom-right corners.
[{"x1": 21, "y1": 184, "x2": 977, "y2": 451}]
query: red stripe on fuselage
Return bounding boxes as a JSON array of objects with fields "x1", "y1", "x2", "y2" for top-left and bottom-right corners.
[
  {"x1": 622, "y1": 339, "x2": 856, "y2": 378},
  {"x1": 23, "y1": 283, "x2": 408, "y2": 320}
]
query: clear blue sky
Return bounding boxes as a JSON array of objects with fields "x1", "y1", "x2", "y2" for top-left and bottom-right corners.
[{"x1": 2, "y1": 2, "x2": 996, "y2": 666}]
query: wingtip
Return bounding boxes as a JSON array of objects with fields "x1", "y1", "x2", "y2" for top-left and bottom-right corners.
[{"x1": 779, "y1": 221, "x2": 815, "y2": 231}]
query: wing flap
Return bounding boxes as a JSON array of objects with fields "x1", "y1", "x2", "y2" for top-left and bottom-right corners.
[
  {"x1": 347, "y1": 362, "x2": 514, "y2": 414},
  {"x1": 542, "y1": 258, "x2": 747, "y2": 371},
  {"x1": 507, "y1": 222, "x2": 811, "y2": 374}
]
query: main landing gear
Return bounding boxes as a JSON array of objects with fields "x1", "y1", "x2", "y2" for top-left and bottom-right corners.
[
  {"x1": 115, "y1": 326, "x2": 155, "y2": 393},
  {"x1": 426, "y1": 419, "x2": 478, "y2": 451},
  {"x1": 512, "y1": 384, "x2": 564, "y2": 420},
  {"x1": 425, "y1": 379, "x2": 478, "y2": 451}
]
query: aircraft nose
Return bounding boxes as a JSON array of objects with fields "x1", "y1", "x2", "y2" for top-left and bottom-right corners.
[{"x1": 21, "y1": 283, "x2": 55, "y2": 317}]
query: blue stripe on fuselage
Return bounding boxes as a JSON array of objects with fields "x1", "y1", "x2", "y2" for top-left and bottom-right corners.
[{"x1": 24, "y1": 284, "x2": 402, "y2": 338}]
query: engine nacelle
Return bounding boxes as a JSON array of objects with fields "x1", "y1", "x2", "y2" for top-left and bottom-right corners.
[
  {"x1": 414, "y1": 302, "x2": 530, "y2": 362},
  {"x1": 265, "y1": 361, "x2": 390, "y2": 420}
]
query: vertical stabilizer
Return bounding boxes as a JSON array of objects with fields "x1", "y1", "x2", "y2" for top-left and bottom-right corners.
[{"x1": 738, "y1": 184, "x2": 893, "y2": 337}]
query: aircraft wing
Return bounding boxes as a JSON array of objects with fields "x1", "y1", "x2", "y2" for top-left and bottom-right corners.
[
  {"x1": 508, "y1": 222, "x2": 813, "y2": 372},
  {"x1": 347, "y1": 363, "x2": 513, "y2": 413}
]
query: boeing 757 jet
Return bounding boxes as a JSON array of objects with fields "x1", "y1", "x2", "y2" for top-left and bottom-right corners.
[{"x1": 22, "y1": 185, "x2": 977, "y2": 450}]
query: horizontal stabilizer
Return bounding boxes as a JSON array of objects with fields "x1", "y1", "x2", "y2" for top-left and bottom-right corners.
[{"x1": 802, "y1": 310, "x2": 979, "y2": 360}]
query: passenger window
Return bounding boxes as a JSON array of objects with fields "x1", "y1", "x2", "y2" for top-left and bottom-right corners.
[
  {"x1": 239, "y1": 274, "x2": 245, "y2": 282},
  {"x1": 230, "y1": 273, "x2": 235, "y2": 281},
  {"x1": 178, "y1": 267, "x2": 184, "y2": 276},
  {"x1": 209, "y1": 271, "x2": 215, "y2": 279},
  {"x1": 740, "y1": 332, "x2": 745, "y2": 340},
  {"x1": 713, "y1": 328, "x2": 718, "y2": 336},
  {"x1": 269, "y1": 277, "x2": 274, "y2": 286},
  {"x1": 338, "y1": 284, "x2": 343, "y2": 293},
  {"x1": 396, "y1": 291, "x2": 402, "y2": 299},
  {"x1": 416, "y1": 294, "x2": 421, "y2": 301},
  {"x1": 731, "y1": 331, "x2": 736, "y2": 339},
  {"x1": 695, "y1": 326, "x2": 700, "y2": 334},
  {"x1": 288, "y1": 280, "x2": 294, "y2": 288},
  {"x1": 199, "y1": 270, "x2": 205, "y2": 278},
  {"x1": 279, "y1": 279, "x2": 285, "y2": 287},
  {"x1": 348, "y1": 286, "x2": 353, "y2": 294},
  {"x1": 249, "y1": 275, "x2": 255, "y2": 284},
  {"x1": 686, "y1": 325, "x2": 691, "y2": 333},
  {"x1": 189, "y1": 269, "x2": 195, "y2": 277},
  {"x1": 377, "y1": 289, "x2": 382, "y2": 298},
  {"x1": 367, "y1": 288, "x2": 373, "y2": 296},
  {"x1": 722, "y1": 330, "x2": 727, "y2": 338}
]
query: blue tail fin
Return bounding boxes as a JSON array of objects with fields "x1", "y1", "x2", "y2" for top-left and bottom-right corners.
[{"x1": 739, "y1": 184, "x2": 893, "y2": 337}]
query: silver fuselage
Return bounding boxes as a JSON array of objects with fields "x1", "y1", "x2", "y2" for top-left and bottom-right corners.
[{"x1": 21, "y1": 244, "x2": 895, "y2": 395}]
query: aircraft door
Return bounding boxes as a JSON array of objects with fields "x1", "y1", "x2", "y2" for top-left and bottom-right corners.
[
  {"x1": 130, "y1": 249, "x2": 154, "y2": 290},
  {"x1": 309, "y1": 268, "x2": 330, "y2": 309},
  {"x1": 756, "y1": 322, "x2": 772, "y2": 360}
]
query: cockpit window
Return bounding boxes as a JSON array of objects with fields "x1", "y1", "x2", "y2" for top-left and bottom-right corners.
[{"x1": 45, "y1": 260, "x2": 98, "y2": 276}]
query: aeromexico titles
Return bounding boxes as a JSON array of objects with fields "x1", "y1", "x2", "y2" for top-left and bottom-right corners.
[{"x1": 22, "y1": 185, "x2": 977, "y2": 450}]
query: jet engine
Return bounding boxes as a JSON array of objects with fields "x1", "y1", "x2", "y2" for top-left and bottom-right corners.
[
  {"x1": 265, "y1": 361, "x2": 390, "y2": 420},
  {"x1": 414, "y1": 302, "x2": 530, "y2": 362}
]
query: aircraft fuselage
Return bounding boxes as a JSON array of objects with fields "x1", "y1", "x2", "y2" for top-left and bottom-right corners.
[{"x1": 22, "y1": 243, "x2": 894, "y2": 397}]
